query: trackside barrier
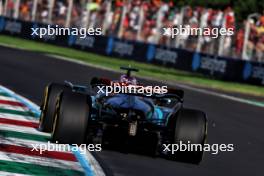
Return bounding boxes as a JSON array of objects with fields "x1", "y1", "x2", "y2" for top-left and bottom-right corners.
[{"x1": 0, "y1": 16, "x2": 263, "y2": 86}]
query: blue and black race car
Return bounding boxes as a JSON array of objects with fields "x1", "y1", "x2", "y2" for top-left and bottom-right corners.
[{"x1": 39, "y1": 67, "x2": 207, "y2": 164}]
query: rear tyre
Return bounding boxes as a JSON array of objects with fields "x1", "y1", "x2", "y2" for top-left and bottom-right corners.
[
  {"x1": 39, "y1": 83, "x2": 70, "y2": 132},
  {"x1": 51, "y1": 91, "x2": 90, "y2": 144},
  {"x1": 170, "y1": 108, "x2": 207, "y2": 164}
]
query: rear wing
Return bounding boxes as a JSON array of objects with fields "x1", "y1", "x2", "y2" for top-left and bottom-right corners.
[{"x1": 120, "y1": 66, "x2": 139, "y2": 77}]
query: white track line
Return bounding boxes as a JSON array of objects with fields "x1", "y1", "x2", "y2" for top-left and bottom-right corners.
[
  {"x1": 0, "y1": 171, "x2": 32, "y2": 176},
  {"x1": 0, "y1": 96, "x2": 18, "y2": 102},
  {"x1": 0, "y1": 104, "x2": 29, "y2": 112},
  {"x1": 0, "y1": 125, "x2": 50, "y2": 137}
]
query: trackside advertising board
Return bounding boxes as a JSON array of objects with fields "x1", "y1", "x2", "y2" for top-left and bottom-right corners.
[{"x1": 0, "y1": 16, "x2": 263, "y2": 86}]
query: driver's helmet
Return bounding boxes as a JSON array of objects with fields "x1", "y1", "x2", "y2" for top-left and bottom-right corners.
[{"x1": 120, "y1": 74, "x2": 137, "y2": 85}]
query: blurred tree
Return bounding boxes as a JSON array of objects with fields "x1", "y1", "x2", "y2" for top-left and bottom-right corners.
[
  {"x1": 233, "y1": 0, "x2": 264, "y2": 21},
  {"x1": 171, "y1": 0, "x2": 264, "y2": 22}
]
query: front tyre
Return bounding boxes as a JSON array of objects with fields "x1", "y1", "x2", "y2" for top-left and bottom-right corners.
[{"x1": 51, "y1": 91, "x2": 90, "y2": 144}]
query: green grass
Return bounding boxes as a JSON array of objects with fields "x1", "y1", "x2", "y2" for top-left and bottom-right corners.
[{"x1": 0, "y1": 35, "x2": 263, "y2": 97}]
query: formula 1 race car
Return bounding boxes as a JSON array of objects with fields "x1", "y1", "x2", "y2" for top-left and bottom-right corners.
[{"x1": 39, "y1": 67, "x2": 207, "y2": 164}]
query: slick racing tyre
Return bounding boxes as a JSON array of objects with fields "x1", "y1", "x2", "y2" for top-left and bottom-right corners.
[
  {"x1": 171, "y1": 108, "x2": 207, "y2": 164},
  {"x1": 51, "y1": 91, "x2": 90, "y2": 144},
  {"x1": 39, "y1": 83, "x2": 70, "y2": 132}
]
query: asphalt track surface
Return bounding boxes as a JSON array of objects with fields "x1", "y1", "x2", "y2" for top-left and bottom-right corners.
[{"x1": 0, "y1": 46, "x2": 263, "y2": 176}]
